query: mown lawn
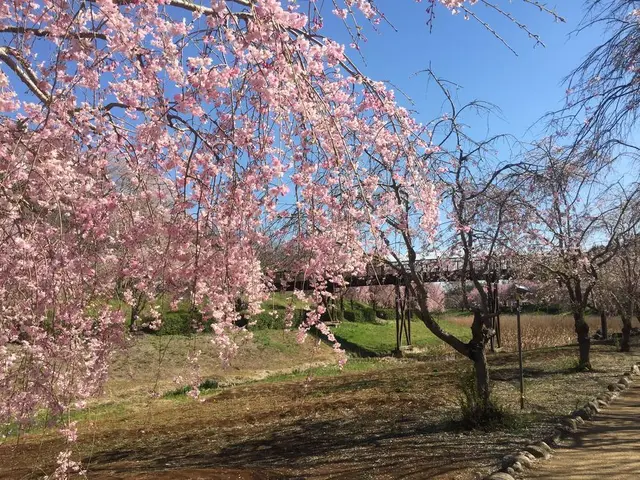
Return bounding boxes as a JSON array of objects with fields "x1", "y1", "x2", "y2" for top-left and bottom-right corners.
[{"x1": 334, "y1": 317, "x2": 471, "y2": 355}]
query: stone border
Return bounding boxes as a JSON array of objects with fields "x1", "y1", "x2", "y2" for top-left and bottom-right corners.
[{"x1": 484, "y1": 362, "x2": 640, "y2": 480}]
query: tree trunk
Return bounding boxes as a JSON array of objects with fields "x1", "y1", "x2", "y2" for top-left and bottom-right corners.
[
  {"x1": 600, "y1": 310, "x2": 608, "y2": 340},
  {"x1": 471, "y1": 343, "x2": 490, "y2": 407},
  {"x1": 621, "y1": 315, "x2": 632, "y2": 352},
  {"x1": 574, "y1": 311, "x2": 591, "y2": 370},
  {"x1": 470, "y1": 311, "x2": 491, "y2": 406},
  {"x1": 129, "y1": 305, "x2": 138, "y2": 332},
  {"x1": 412, "y1": 281, "x2": 492, "y2": 409}
]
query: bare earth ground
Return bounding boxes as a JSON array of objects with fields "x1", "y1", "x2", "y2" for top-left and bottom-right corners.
[
  {"x1": 527, "y1": 381, "x2": 640, "y2": 479},
  {"x1": 1, "y1": 333, "x2": 640, "y2": 480}
]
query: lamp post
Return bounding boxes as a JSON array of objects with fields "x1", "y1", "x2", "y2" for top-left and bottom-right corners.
[{"x1": 515, "y1": 285, "x2": 530, "y2": 410}]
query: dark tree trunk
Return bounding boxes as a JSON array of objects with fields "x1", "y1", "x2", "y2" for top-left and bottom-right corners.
[
  {"x1": 412, "y1": 278, "x2": 492, "y2": 412},
  {"x1": 574, "y1": 311, "x2": 591, "y2": 370},
  {"x1": 471, "y1": 344, "x2": 490, "y2": 406},
  {"x1": 470, "y1": 311, "x2": 491, "y2": 406},
  {"x1": 600, "y1": 311, "x2": 608, "y2": 340},
  {"x1": 129, "y1": 305, "x2": 138, "y2": 332},
  {"x1": 621, "y1": 316, "x2": 632, "y2": 352}
]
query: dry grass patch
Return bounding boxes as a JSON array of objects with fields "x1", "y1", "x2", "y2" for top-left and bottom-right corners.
[{"x1": 445, "y1": 313, "x2": 621, "y2": 352}]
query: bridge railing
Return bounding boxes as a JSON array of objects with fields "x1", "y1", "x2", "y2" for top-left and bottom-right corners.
[{"x1": 272, "y1": 257, "x2": 514, "y2": 291}]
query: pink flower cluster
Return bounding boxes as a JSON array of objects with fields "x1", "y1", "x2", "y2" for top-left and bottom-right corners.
[{"x1": 0, "y1": 0, "x2": 509, "y2": 431}]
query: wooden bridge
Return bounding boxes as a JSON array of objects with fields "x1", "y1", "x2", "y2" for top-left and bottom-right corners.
[
  {"x1": 273, "y1": 257, "x2": 514, "y2": 354},
  {"x1": 273, "y1": 257, "x2": 514, "y2": 291}
]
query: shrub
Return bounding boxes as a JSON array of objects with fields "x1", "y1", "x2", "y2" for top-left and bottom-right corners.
[
  {"x1": 199, "y1": 379, "x2": 219, "y2": 390},
  {"x1": 163, "y1": 378, "x2": 219, "y2": 398},
  {"x1": 148, "y1": 309, "x2": 203, "y2": 336},
  {"x1": 375, "y1": 308, "x2": 396, "y2": 320},
  {"x1": 251, "y1": 310, "x2": 286, "y2": 329},
  {"x1": 148, "y1": 305, "x2": 306, "y2": 335},
  {"x1": 249, "y1": 308, "x2": 306, "y2": 330},
  {"x1": 362, "y1": 307, "x2": 376, "y2": 323},
  {"x1": 457, "y1": 369, "x2": 516, "y2": 431},
  {"x1": 342, "y1": 300, "x2": 377, "y2": 323},
  {"x1": 344, "y1": 307, "x2": 376, "y2": 323}
]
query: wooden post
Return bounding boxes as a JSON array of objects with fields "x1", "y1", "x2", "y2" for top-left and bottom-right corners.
[
  {"x1": 516, "y1": 294, "x2": 525, "y2": 409},
  {"x1": 405, "y1": 288, "x2": 412, "y2": 346},
  {"x1": 495, "y1": 281, "x2": 502, "y2": 348},
  {"x1": 600, "y1": 310, "x2": 608, "y2": 340},
  {"x1": 395, "y1": 283, "x2": 402, "y2": 352}
]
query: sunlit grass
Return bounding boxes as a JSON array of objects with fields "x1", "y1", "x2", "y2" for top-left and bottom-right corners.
[
  {"x1": 334, "y1": 317, "x2": 471, "y2": 355},
  {"x1": 444, "y1": 313, "x2": 620, "y2": 352}
]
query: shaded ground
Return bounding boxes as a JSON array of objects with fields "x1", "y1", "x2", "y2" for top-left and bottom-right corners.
[
  {"x1": 527, "y1": 381, "x2": 640, "y2": 479},
  {"x1": 2, "y1": 337, "x2": 640, "y2": 480}
]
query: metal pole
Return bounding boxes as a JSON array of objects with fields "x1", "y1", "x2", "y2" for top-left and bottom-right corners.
[
  {"x1": 517, "y1": 295, "x2": 525, "y2": 409},
  {"x1": 495, "y1": 282, "x2": 501, "y2": 349},
  {"x1": 489, "y1": 283, "x2": 495, "y2": 353},
  {"x1": 395, "y1": 295, "x2": 401, "y2": 352}
]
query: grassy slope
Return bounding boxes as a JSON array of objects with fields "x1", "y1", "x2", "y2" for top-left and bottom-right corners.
[{"x1": 104, "y1": 329, "x2": 336, "y2": 401}]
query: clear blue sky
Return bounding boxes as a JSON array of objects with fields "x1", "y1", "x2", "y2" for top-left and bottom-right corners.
[
  {"x1": 3, "y1": 1, "x2": 604, "y2": 146},
  {"x1": 325, "y1": 1, "x2": 605, "y2": 143}
]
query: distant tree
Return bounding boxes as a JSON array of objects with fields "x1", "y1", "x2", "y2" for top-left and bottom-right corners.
[
  {"x1": 422, "y1": 72, "x2": 533, "y2": 403},
  {"x1": 514, "y1": 138, "x2": 640, "y2": 368},
  {"x1": 599, "y1": 210, "x2": 640, "y2": 350}
]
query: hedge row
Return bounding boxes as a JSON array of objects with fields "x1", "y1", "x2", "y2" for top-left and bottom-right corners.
[{"x1": 140, "y1": 300, "x2": 389, "y2": 335}]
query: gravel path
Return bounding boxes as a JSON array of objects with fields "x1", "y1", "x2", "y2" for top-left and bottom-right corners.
[{"x1": 528, "y1": 381, "x2": 640, "y2": 479}]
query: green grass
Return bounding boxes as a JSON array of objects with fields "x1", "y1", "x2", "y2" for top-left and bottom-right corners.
[
  {"x1": 334, "y1": 317, "x2": 471, "y2": 355},
  {"x1": 251, "y1": 329, "x2": 299, "y2": 353}
]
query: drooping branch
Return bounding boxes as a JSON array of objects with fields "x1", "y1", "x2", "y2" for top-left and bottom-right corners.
[
  {"x1": 0, "y1": 26, "x2": 107, "y2": 41},
  {"x1": 0, "y1": 46, "x2": 50, "y2": 104}
]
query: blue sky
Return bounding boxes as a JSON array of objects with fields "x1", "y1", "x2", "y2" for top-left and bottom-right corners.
[
  {"x1": 2, "y1": 1, "x2": 602, "y2": 146},
  {"x1": 325, "y1": 1, "x2": 605, "y2": 144}
]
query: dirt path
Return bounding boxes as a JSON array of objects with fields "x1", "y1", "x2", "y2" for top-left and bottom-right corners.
[{"x1": 527, "y1": 381, "x2": 640, "y2": 479}]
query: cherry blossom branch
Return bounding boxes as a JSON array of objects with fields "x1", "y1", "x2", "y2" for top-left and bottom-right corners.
[
  {"x1": 479, "y1": 1, "x2": 549, "y2": 47},
  {"x1": 0, "y1": 46, "x2": 50, "y2": 104},
  {"x1": 0, "y1": 26, "x2": 107, "y2": 41},
  {"x1": 460, "y1": 6, "x2": 518, "y2": 56}
]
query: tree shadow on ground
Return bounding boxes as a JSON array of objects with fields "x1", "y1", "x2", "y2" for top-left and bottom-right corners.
[
  {"x1": 85, "y1": 414, "x2": 524, "y2": 479},
  {"x1": 491, "y1": 366, "x2": 584, "y2": 382}
]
